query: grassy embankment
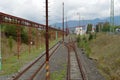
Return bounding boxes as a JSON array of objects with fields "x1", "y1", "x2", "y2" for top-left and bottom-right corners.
[
  {"x1": 77, "y1": 33, "x2": 120, "y2": 80},
  {"x1": 0, "y1": 36, "x2": 61, "y2": 76}
]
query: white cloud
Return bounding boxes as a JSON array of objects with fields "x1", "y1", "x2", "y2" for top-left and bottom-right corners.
[{"x1": 0, "y1": 0, "x2": 120, "y2": 24}]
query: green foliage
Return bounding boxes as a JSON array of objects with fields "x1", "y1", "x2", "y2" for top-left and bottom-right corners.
[
  {"x1": 114, "y1": 26, "x2": 120, "y2": 30},
  {"x1": 87, "y1": 24, "x2": 92, "y2": 33},
  {"x1": 102, "y1": 22, "x2": 110, "y2": 32},
  {"x1": 82, "y1": 35, "x2": 87, "y2": 42},
  {"x1": 8, "y1": 36, "x2": 13, "y2": 52},
  {"x1": 88, "y1": 33, "x2": 93, "y2": 41},
  {"x1": 21, "y1": 31, "x2": 29, "y2": 44},
  {"x1": 88, "y1": 33, "x2": 120, "y2": 80},
  {"x1": 77, "y1": 35, "x2": 91, "y2": 57},
  {"x1": 77, "y1": 35, "x2": 81, "y2": 43},
  {"x1": 51, "y1": 70, "x2": 66, "y2": 80},
  {"x1": 95, "y1": 24, "x2": 99, "y2": 32},
  {"x1": 96, "y1": 22, "x2": 110, "y2": 32},
  {"x1": 51, "y1": 64, "x2": 66, "y2": 80},
  {"x1": 94, "y1": 33, "x2": 96, "y2": 39},
  {"x1": 1, "y1": 37, "x2": 61, "y2": 75},
  {"x1": 4, "y1": 24, "x2": 17, "y2": 39},
  {"x1": 2, "y1": 24, "x2": 29, "y2": 44}
]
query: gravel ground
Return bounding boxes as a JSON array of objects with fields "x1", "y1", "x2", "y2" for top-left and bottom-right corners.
[
  {"x1": 35, "y1": 36, "x2": 105, "y2": 80},
  {"x1": 50, "y1": 44, "x2": 68, "y2": 80},
  {"x1": 33, "y1": 43, "x2": 68, "y2": 80},
  {"x1": 76, "y1": 45, "x2": 105, "y2": 80}
]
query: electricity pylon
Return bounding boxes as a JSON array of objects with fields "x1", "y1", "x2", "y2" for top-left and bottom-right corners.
[{"x1": 110, "y1": 0, "x2": 114, "y2": 32}]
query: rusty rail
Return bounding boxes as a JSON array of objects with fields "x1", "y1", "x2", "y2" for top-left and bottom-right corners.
[
  {"x1": 28, "y1": 42, "x2": 61, "y2": 80},
  {"x1": 13, "y1": 41, "x2": 61, "y2": 80},
  {"x1": 66, "y1": 45, "x2": 70, "y2": 80},
  {"x1": 65, "y1": 36, "x2": 86, "y2": 80}
]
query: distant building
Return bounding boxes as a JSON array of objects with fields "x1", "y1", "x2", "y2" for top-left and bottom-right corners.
[{"x1": 75, "y1": 26, "x2": 86, "y2": 35}]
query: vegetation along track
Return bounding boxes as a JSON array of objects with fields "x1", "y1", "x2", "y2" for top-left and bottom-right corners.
[
  {"x1": 64, "y1": 36, "x2": 86, "y2": 80},
  {"x1": 12, "y1": 41, "x2": 61, "y2": 80}
]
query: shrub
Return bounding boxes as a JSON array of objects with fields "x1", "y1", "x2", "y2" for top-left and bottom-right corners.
[
  {"x1": 77, "y1": 35, "x2": 81, "y2": 43},
  {"x1": 21, "y1": 31, "x2": 29, "y2": 44},
  {"x1": 3, "y1": 24, "x2": 29, "y2": 44},
  {"x1": 4, "y1": 24, "x2": 17, "y2": 40},
  {"x1": 88, "y1": 33, "x2": 93, "y2": 41},
  {"x1": 8, "y1": 36, "x2": 13, "y2": 52},
  {"x1": 77, "y1": 35, "x2": 91, "y2": 57}
]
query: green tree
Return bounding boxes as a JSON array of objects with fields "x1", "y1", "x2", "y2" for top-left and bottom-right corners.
[
  {"x1": 4, "y1": 24, "x2": 17, "y2": 39},
  {"x1": 102, "y1": 22, "x2": 110, "y2": 32},
  {"x1": 87, "y1": 24, "x2": 92, "y2": 33},
  {"x1": 3, "y1": 24, "x2": 29, "y2": 44},
  {"x1": 96, "y1": 24, "x2": 99, "y2": 32}
]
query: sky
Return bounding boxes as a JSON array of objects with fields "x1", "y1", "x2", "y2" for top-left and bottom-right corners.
[{"x1": 0, "y1": 0, "x2": 120, "y2": 24}]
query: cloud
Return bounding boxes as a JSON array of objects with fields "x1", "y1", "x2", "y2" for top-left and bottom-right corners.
[{"x1": 0, "y1": 0, "x2": 120, "y2": 24}]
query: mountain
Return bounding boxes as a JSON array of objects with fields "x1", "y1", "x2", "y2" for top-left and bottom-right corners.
[{"x1": 52, "y1": 16, "x2": 120, "y2": 28}]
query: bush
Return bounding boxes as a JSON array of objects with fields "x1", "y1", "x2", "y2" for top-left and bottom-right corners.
[
  {"x1": 4, "y1": 24, "x2": 17, "y2": 40},
  {"x1": 3, "y1": 24, "x2": 29, "y2": 44},
  {"x1": 88, "y1": 33, "x2": 93, "y2": 41},
  {"x1": 77, "y1": 35, "x2": 91, "y2": 57},
  {"x1": 21, "y1": 31, "x2": 29, "y2": 44},
  {"x1": 77, "y1": 35, "x2": 81, "y2": 43}
]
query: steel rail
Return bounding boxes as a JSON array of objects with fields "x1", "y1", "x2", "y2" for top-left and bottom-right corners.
[
  {"x1": 71, "y1": 37, "x2": 86, "y2": 80},
  {"x1": 66, "y1": 36, "x2": 86, "y2": 80},
  {"x1": 66, "y1": 45, "x2": 70, "y2": 80},
  {"x1": 28, "y1": 42, "x2": 61, "y2": 80},
  {"x1": 13, "y1": 53, "x2": 45, "y2": 80},
  {"x1": 13, "y1": 41, "x2": 61, "y2": 80}
]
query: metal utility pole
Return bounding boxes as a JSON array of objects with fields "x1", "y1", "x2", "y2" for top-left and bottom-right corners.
[
  {"x1": 110, "y1": 0, "x2": 114, "y2": 32},
  {"x1": 62, "y1": 2, "x2": 64, "y2": 41},
  {"x1": 36, "y1": 28, "x2": 39, "y2": 49},
  {"x1": 28, "y1": 27, "x2": 31, "y2": 54},
  {"x1": 17, "y1": 26, "x2": 21, "y2": 59},
  {"x1": 0, "y1": 24, "x2": 1, "y2": 70},
  {"x1": 66, "y1": 17, "x2": 68, "y2": 36},
  {"x1": 45, "y1": 0, "x2": 50, "y2": 80}
]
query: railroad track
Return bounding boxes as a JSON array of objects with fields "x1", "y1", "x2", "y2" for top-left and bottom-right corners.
[
  {"x1": 65, "y1": 36, "x2": 86, "y2": 80},
  {"x1": 12, "y1": 41, "x2": 61, "y2": 80}
]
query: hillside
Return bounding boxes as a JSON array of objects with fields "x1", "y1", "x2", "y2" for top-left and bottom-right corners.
[
  {"x1": 89, "y1": 33, "x2": 120, "y2": 80},
  {"x1": 52, "y1": 16, "x2": 120, "y2": 28}
]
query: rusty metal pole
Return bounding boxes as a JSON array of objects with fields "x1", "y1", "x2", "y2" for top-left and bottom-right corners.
[
  {"x1": 45, "y1": 0, "x2": 50, "y2": 80},
  {"x1": 36, "y1": 28, "x2": 39, "y2": 49},
  {"x1": 66, "y1": 17, "x2": 68, "y2": 36},
  {"x1": 28, "y1": 27, "x2": 31, "y2": 54},
  {"x1": 0, "y1": 16, "x2": 2, "y2": 70},
  {"x1": 62, "y1": 2, "x2": 64, "y2": 42},
  {"x1": 17, "y1": 26, "x2": 21, "y2": 59}
]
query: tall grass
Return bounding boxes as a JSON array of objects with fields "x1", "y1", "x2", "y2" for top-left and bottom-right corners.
[
  {"x1": 77, "y1": 33, "x2": 94, "y2": 57},
  {"x1": 0, "y1": 36, "x2": 61, "y2": 75},
  {"x1": 89, "y1": 33, "x2": 120, "y2": 80},
  {"x1": 77, "y1": 32, "x2": 120, "y2": 79}
]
